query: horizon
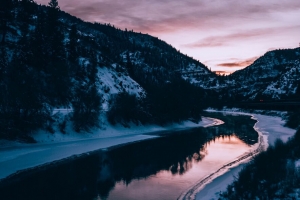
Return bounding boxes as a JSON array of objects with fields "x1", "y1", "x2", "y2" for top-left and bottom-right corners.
[{"x1": 36, "y1": 0, "x2": 300, "y2": 74}]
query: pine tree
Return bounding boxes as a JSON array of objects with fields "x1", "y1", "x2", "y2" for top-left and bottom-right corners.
[
  {"x1": 5, "y1": 50, "x2": 49, "y2": 136},
  {"x1": 68, "y1": 24, "x2": 78, "y2": 62},
  {"x1": 0, "y1": 0, "x2": 13, "y2": 44},
  {"x1": 48, "y1": 0, "x2": 59, "y2": 10},
  {"x1": 47, "y1": 0, "x2": 63, "y2": 59},
  {"x1": 31, "y1": 8, "x2": 47, "y2": 72},
  {"x1": 43, "y1": 0, "x2": 71, "y2": 106},
  {"x1": 72, "y1": 55, "x2": 102, "y2": 132},
  {"x1": 88, "y1": 50, "x2": 98, "y2": 83},
  {"x1": 126, "y1": 51, "x2": 134, "y2": 75},
  {"x1": 0, "y1": 47, "x2": 9, "y2": 127},
  {"x1": 72, "y1": 83, "x2": 101, "y2": 132},
  {"x1": 296, "y1": 81, "x2": 300, "y2": 97}
]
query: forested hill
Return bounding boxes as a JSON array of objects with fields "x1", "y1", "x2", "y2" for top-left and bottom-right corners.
[
  {"x1": 229, "y1": 48, "x2": 300, "y2": 101},
  {"x1": 203, "y1": 48, "x2": 300, "y2": 104},
  {"x1": 0, "y1": 0, "x2": 214, "y2": 141}
]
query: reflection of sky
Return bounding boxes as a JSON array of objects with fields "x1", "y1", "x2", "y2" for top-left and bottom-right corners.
[
  {"x1": 106, "y1": 135, "x2": 250, "y2": 200},
  {"x1": 36, "y1": 0, "x2": 300, "y2": 74}
]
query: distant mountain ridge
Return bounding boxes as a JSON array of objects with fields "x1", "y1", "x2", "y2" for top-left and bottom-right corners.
[{"x1": 229, "y1": 48, "x2": 300, "y2": 100}]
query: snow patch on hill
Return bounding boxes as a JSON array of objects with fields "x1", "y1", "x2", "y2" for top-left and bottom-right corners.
[{"x1": 96, "y1": 66, "x2": 146, "y2": 110}]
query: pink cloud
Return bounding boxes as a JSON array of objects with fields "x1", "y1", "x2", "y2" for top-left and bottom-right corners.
[
  {"x1": 183, "y1": 29, "x2": 276, "y2": 48},
  {"x1": 35, "y1": 0, "x2": 300, "y2": 34},
  {"x1": 217, "y1": 57, "x2": 258, "y2": 68},
  {"x1": 182, "y1": 25, "x2": 300, "y2": 48}
]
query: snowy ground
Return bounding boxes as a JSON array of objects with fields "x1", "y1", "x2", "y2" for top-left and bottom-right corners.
[
  {"x1": 0, "y1": 117, "x2": 217, "y2": 180},
  {"x1": 1, "y1": 111, "x2": 293, "y2": 200},
  {"x1": 179, "y1": 110, "x2": 296, "y2": 200}
]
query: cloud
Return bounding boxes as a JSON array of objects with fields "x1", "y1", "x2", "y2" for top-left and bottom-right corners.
[
  {"x1": 35, "y1": 0, "x2": 300, "y2": 34},
  {"x1": 217, "y1": 57, "x2": 258, "y2": 68},
  {"x1": 183, "y1": 28, "x2": 283, "y2": 48},
  {"x1": 183, "y1": 23, "x2": 300, "y2": 48},
  {"x1": 183, "y1": 40, "x2": 225, "y2": 48},
  {"x1": 213, "y1": 71, "x2": 228, "y2": 75}
]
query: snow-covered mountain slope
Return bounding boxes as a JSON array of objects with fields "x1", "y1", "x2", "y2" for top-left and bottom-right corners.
[
  {"x1": 3, "y1": 2, "x2": 299, "y2": 107},
  {"x1": 1, "y1": 1, "x2": 213, "y2": 140},
  {"x1": 234, "y1": 48, "x2": 300, "y2": 100},
  {"x1": 96, "y1": 66, "x2": 146, "y2": 111},
  {"x1": 211, "y1": 48, "x2": 300, "y2": 101},
  {"x1": 4, "y1": 3, "x2": 214, "y2": 97}
]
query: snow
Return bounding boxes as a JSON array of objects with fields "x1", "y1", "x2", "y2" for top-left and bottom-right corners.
[
  {"x1": 295, "y1": 160, "x2": 300, "y2": 168},
  {"x1": 194, "y1": 49, "x2": 300, "y2": 100},
  {"x1": 96, "y1": 66, "x2": 146, "y2": 111},
  {"x1": 179, "y1": 110, "x2": 296, "y2": 200},
  {"x1": 0, "y1": 117, "x2": 217, "y2": 180},
  {"x1": 0, "y1": 134, "x2": 157, "y2": 180},
  {"x1": 195, "y1": 164, "x2": 246, "y2": 199}
]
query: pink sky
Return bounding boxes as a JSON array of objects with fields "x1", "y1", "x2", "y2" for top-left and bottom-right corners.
[{"x1": 36, "y1": 0, "x2": 300, "y2": 74}]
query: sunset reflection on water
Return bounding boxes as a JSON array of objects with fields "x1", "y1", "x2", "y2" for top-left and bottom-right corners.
[
  {"x1": 0, "y1": 114, "x2": 258, "y2": 200},
  {"x1": 107, "y1": 135, "x2": 250, "y2": 200}
]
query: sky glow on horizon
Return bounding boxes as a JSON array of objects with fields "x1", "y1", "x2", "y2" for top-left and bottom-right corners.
[{"x1": 36, "y1": 0, "x2": 300, "y2": 74}]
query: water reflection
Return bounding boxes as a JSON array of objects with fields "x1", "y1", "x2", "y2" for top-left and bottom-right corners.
[
  {"x1": 0, "y1": 113, "x2": 257, "y2": 200},
  {"x1": 108, "y1": 136, "x2": 251, "y2": 200}
]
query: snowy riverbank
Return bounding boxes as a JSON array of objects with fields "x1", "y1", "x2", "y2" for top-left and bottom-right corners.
[
  {"x1": 0, "y1": 117, "x2": 219, "y2": 180},
  {"x1": 179, "y1": 110, "x2": 296, "y2": 200}
]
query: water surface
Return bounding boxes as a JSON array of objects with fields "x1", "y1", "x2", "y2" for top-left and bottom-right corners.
[{"x1": 0, "y1": 113, "x2": 258, "y2": 200}]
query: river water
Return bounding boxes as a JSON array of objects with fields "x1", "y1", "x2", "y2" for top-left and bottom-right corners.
[{"x1": 0, "y1": 113, "x2": 258, "y2": 200}]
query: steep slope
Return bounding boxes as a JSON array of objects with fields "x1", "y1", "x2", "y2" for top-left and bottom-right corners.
[
  {"x1": 0, "y1": 1, "x2": 212, "y2": 140},
  {"x1": 227, "y1": 48, "x2": 300, "y2": 101}
]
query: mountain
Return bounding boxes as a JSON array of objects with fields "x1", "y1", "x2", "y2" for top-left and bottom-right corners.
[
  {"x1": 0, "y1": 0, "x2": 212, "y2": 141},
  {"x1": 195, "y1": 48, "x2": 300, "y2": 104},
  {"x1": 229, "y1": 48, "x2": 300, "y2": 101}
]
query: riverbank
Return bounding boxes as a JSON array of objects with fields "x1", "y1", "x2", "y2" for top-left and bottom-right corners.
[
  {"x1": 0, "y1": 117, "x2": 220, "y2": 180},
  {"x1": 179, "y1": 110, "x2": 296, "y2": 200}
]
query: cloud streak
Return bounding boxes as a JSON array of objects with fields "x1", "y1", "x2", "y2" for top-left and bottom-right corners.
[
  {"x1": 182, "y1": 26, "x2": 300, "y2": 48},
  {"x1": 217, "y1": 57, "x2": 258, "y2": 68},
  {"x1": 213, "y1": 71, "x2": 229, "y2": 75},
  {"x1": 36, "y1": 0, "x2": 300, "y2": 34}
]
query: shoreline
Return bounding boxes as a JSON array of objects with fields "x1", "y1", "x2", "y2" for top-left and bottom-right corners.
[
  {"x1": 0, "y1": 117, "x2": 221, "y2": 181},
  {"x1": 178, "y1": 110, "x2": 296, "y2": 200},
  {"x1": 178, "y1": 112, "x2": 266, "y2": 200},
  {"x1": 2, "y1": 111, "x2": 293, "y2": 200}
]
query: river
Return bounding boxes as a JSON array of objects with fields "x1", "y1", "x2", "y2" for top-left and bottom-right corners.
[{"x1": 0, "y1": 112, "x2": 259, "y2": 200}]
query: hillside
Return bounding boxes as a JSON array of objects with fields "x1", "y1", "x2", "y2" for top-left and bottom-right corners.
[
  {"x1": 193, "y1": 48, "x2": 300, "y2": 105},
  {"x1": 229, "y1": 48, "x2": 300, "y2": 101},
  {"x1": 0, "y1": 0, "x2": 213, "y2": 141}
]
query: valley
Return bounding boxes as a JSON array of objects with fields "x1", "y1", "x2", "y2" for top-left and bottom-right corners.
[{"x1": 0, "y1": 0, "x2": 299, "y2": 199}]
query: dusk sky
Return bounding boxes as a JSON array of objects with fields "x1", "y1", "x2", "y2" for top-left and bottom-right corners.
[{"x1": 36, "y1": 0, "x2": 300, "y2": 74}]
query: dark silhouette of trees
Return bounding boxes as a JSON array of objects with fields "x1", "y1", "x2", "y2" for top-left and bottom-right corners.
[
  {"x1": 72, "y1": 83, "x2": 102, "y2": 132},
  {"x1": 68, "y1": 24, "x2": 79, "y2": 63},
  {"x1": 107, "y1": 92, "x2": 148, "y2": 126},
  {"x1": 72, "y1": 57, "x2": 102, "y2": 132},
  {"x1": 0, "y1": 0, "x2": 14, "y2": 44}
]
